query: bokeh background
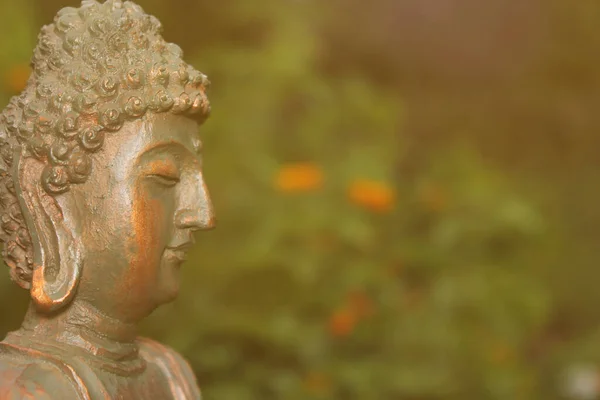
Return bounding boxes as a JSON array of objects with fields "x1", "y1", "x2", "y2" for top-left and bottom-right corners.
[{"x1": 0, "y1": 0, "x2": 599, "y2": 398}]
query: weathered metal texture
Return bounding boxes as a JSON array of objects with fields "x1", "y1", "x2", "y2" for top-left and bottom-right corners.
[{"x1": 0, "y1": 1, "x2": 214, "y2": 398}]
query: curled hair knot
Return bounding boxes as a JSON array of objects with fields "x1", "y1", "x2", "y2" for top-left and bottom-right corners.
[
  {"x1": 42, "y1": 165, "x2": 70, "y2": 194},
  {"x1": 49, "y1": 140, "x2": 73, "y2": 166},
  {"x1": 97, "y1": 75, "x2": 120, "y2": 98},
  {"x1": 57, "y1": 111, "x2": 80, "y2": 139},
  {"x1": 99, "y1": 104, "x2": 123, "y2": 131},
  {"x1": 79, "y1": 125, "x2": 104, "y2": 152},
  {"x1": 67, "y1": 149, "x2": 92, "y2": 183},
  {"x1": 122, "y1": 94, "x2": 146, "y2": 118}
]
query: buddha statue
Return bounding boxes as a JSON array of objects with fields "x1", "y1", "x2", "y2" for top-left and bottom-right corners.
[{"x1": 0, "y1": 0, "x2": 215, "y2": 398}]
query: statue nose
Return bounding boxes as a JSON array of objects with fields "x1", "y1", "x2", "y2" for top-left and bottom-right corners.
[
  {"x1": 175, "y1": 179, "x2": 216, "y2": 231},
  {"x1": 175, "y1": 207, "x2": 216, "y2": 231}
]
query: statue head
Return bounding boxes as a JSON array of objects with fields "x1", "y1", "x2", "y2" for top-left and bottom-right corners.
[{"x1": 0, "y1": 0, "x2": 215, "y2": 321}]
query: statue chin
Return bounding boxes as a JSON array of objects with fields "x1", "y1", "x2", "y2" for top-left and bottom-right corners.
[{"x1": 0, "y1": 1, "x2": 215, "y2": 398}]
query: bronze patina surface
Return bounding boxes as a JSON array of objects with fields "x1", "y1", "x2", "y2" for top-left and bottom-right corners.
[{"x1": 0, "y1": 1, "x2": 215, "y2": 398}]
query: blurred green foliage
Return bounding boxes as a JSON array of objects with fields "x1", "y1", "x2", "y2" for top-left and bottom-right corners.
[{"x1": 0, "y1": 0, "x2": 598, "y2": 399}]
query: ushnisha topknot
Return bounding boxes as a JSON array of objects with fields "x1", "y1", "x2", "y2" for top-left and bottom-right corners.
[{"x1": 0, "y1": 0, "x2": 210, "y2": 288}]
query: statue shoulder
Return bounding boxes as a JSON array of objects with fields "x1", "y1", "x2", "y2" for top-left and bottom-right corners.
[
  {"x1": 8, "y1": 363, "x2": 84, "y2": 400},
  {"x1": 0, "y1": 344, "x2": 85, "y2": 400},
  {"x1": 138, "y1": 337, "x2": 202, "y2": 399}
]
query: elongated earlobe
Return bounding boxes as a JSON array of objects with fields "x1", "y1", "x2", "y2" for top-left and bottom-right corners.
[{"x1": 12, "y1": 150, "x2": 83, "y2": 313}]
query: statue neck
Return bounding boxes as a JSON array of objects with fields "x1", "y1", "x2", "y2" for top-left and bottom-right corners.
[
  {"x1": 64, "y1": 300, "x2": 139, "y2": 342},
  {"x1": 17, "y1": 300, "x2": 140, "y2": 362}
]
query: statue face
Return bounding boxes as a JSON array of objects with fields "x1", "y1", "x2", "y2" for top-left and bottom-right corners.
[{"x1": 66, "y1": 113, "x2": 215, "y2": 321}]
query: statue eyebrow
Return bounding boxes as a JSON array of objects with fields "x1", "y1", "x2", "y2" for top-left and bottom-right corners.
[{"x1": 137, "y1": 141, "x2": 200, "y2": 163}]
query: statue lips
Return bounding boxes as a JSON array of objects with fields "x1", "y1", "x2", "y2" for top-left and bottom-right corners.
[{"x1": 165, "y1": 241, "x2": 194, "y2": 265}]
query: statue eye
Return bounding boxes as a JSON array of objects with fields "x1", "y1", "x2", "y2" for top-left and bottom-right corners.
[
  {"x1": 144, "y1": 159, "x2": 181, "y2": 187},
  {"x1": 148, "y1": 174, "x2": 180, "y2": 187}
]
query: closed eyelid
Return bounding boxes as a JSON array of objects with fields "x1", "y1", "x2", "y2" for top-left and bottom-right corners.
[{"x1": 142, "y1": 158, "x2": 180, "y2": 178}]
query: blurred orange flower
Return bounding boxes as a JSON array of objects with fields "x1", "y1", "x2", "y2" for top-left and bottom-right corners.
[
  {"x1": 348, "y1": 179, "x2": 395, "y2": 213},
  {"x1": 304, "y1": 371, "x2": 332, "y2": 395},
  {"x1": 275, "y1": 162, "x2": 323, "y2": 193},
  {"x1": 4, "y1": 64, "x2": 31, "y2": 94},
  {"x1": 417, "y1": 182, "x2": 447, "y2": 212},
  {"x1": 328, "y1": 307, "x2": 356, "y2": 337}
]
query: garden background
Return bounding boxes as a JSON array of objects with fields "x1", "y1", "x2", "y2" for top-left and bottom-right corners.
[{"x1": 0, "y1": 0, "x2": 600, "y2": 399}]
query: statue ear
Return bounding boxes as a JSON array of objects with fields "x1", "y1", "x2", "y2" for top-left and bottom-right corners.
[{"x1": 12, "y1": 151, "x2": 83, "y2": 313}]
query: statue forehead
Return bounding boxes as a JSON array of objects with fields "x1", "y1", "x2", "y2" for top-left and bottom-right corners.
[
  {"x1": 142, "y1": 113, "x2": 202, "y2": 154},
  {"x1": 100, "y1": 113, "x2": 203, "y2": 164}
]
